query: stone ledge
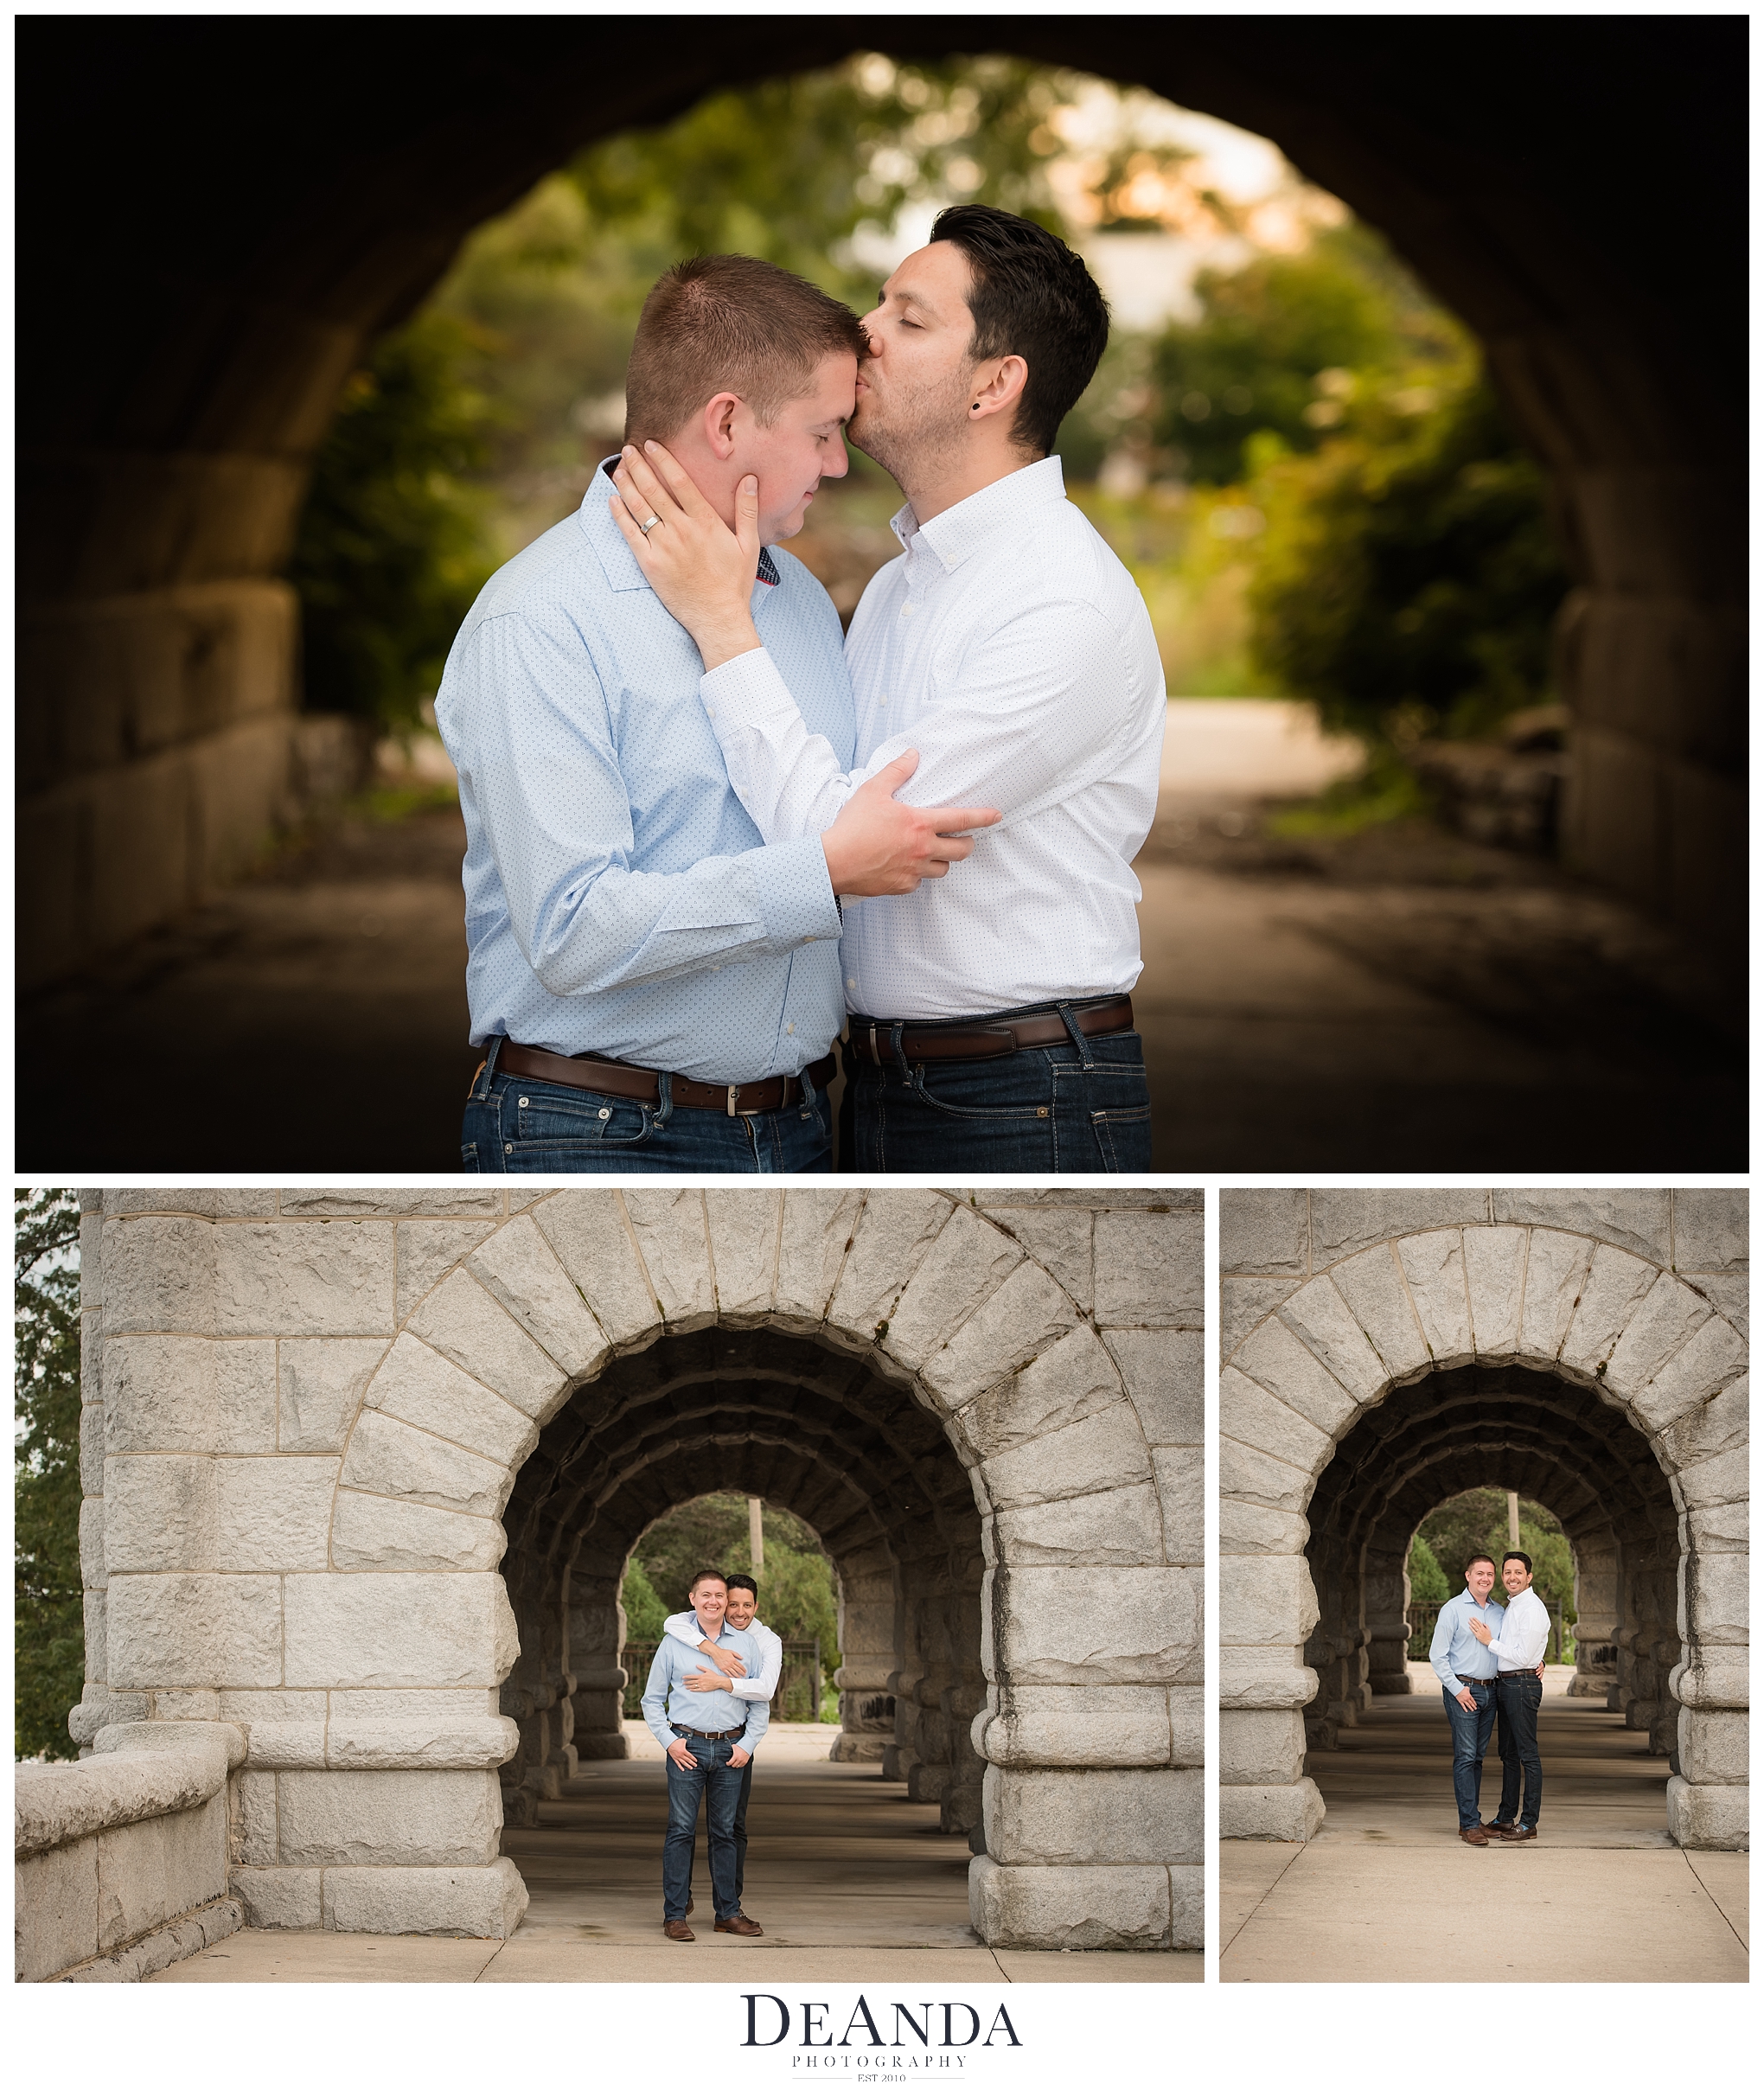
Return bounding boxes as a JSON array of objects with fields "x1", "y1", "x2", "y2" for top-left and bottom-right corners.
[
  {"x1": 56, "y1": 1893, "x2": 243, "y2": 1983},
  {"x1": 16, "y1": 1728, "x2": 233, "y2": 1858}
]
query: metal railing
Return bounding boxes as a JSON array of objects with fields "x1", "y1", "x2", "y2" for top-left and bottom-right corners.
[
  {"x1": 1404, "y1": 1599, "x2": 1572, "y2": 1669},
  {"x1": 621, "y1": 1638, "x2": 824, "y2": 1722}
]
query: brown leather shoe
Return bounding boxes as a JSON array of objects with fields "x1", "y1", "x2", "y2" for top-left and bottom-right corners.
[
  {"x1": 662, "y1": 1920, "x2": 694, "y2": 1941},
  {"x1": 1497, "y1": 1825, "x2": 1539, "y2": 1844},
  {"x1": 715, "y1": 1915, "x2": 764, "y2": 1936},
  {"x1": 1485, "y1": 1821, "x2": 1522, "y2": 1839},
  {"x1": 1459, "y1": 1826, "x2": 1491, "y2": 1845}
]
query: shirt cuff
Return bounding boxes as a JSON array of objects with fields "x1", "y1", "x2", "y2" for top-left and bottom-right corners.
[
  {"x1": 700, "y1": 644, "x2": 800, "y2": 726},
  {"x1": 747, "y1": 831, "x2": 841, "y2": 949}
]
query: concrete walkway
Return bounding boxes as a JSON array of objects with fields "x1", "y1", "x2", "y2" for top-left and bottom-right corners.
[
  {"x1": 155, "y1": 1728, "x2": 1198, "y2": 1983},
  {"x1": 1222, "y1": 1673, "x2": 1748, "y2": 1981}
]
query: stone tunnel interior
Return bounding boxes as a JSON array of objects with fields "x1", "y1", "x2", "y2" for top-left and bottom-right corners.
[
  {"x1": 1304, "y1": 1364, "x2": 1683, "y2": 1779},
  {"x1": 495, "y1": 1323, "x2": 987, "y2": 1889}
]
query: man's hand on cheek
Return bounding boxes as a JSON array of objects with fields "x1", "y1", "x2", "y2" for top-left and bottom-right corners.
[{"x1": 610, "y1": 444, "x2": 764, "y2": 669}]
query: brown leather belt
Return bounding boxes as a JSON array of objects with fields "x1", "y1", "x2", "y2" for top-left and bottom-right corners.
[
  {"x1": 492, "y1": 1039, "x2": 835, "y2": 1117},
  {"x1": 849, "y1": 994, "x2": 1134, "y2": 1065},
  {"x1": 1455, "y1": 1676, "x2": 1494, "y2": 1688}
]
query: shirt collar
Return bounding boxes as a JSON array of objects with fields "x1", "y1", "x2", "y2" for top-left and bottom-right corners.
[
  {"x1": 891, "y1": 453, "x2": 1066, "y2": 574},
  {"x1": 584, "y1": 457, "x2": 779, "y2": 591}
]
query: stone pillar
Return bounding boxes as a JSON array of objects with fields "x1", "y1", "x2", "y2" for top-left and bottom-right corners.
[
  {"x1": 1364, "y1": 1538, "x2": 1414, "y2": 1695},
  {"x1": 828, "y1": 1540, "x2": 896, "y2": 1764},
  {"x1": 1219, "y1": 1553, "x2": 1325, "y2": 1842},
  {"x1": 566, "y1": 1567, "x2": 631, "y2": 1764},
  {"x1": 1566, "y1": 1528, "x2": 1618, "y2": 1698}
]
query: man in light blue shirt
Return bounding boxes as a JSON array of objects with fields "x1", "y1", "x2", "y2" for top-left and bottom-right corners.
[
  {"x1": 641, "y1": 1569, "x2": 770, "y2": 1939},
  {"x1": 438, "y1": 253, "x2": 995, "y2": 1172},
  {"x1": 1428, "y1": 1552, "x2": 1505, "y2": 1843},
  {"x1": 663, "y1": 1572, "x2": 782, "y2": 1913}
]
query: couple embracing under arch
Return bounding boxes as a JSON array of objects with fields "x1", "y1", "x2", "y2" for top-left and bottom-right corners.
[{"x1": 1428, "y1": 1550, "x2": 1553, "y2": 1847}]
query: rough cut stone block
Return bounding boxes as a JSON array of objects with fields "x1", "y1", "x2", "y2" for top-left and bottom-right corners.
[
  {"x1": 331, "y1": 1489, "x2": 508, "y2": 1571},
  {"x1": 989, "y1": 1566, "x2": 1198, "y2": 1684},
  {"x1": 1220, "y1": 1707, "x2": 1306, "y2": 1785},
  {"x1": 1671, "y1": 1190, "x2": 1748, "y2": 1274},
  {"x1": 1658, "y1": 1372, "x2": 1747, "y2": 1471},
  {"x1": 1221, "y1": 1499, "x2": 1309, "y2": 1557},
  {"x1": 969, "y1": 1856, "x2": 1172, "y2": 1951},
  {"x1": 1150, "y1": 1448, "x2": 1203, "y2": 1565},
  {"x1": 1105, "y1": 1327, "x2": 1202, "y2": 1448},
  {"x1": 81, "y1": 1403, "x2": 105, "y2": 1494},
  {"x1": 214, "y1": 1457, "x2": 337, "y2": 1572},
  {"x1": 1559, "y1": 1248, "x2": 1659, "y2": 1376},
  {"x1": 702, "y1": 1191, "x2": 783, "y2": 1317},
  {"x1": 404, "y1": 1273, "x2": 564, "y2": 1423},
  {"x1": 1220, "y1": 1278, "x2": 1299, "y2": 1359},
  {"x1": 1232, "y1": 1321, "x2": 1358, "y2": 1437},
  {"x1": 984, "y1": 1765, "x2": 1199, "y2": 1865},
  {"x1": 80, "y1": 1497, "x2": 107, "y2": 1589},
  {"x1": 775, "y1": 1189, "x2": 865, "y2": 1320},
  {"x1": 15, "y1": 1835, "x2": 99, "y2": 1982},
  {"x1": 332, "y1": 1688, "x2": 503, "y2": 1722},
  {"x1": 105, "y1": 1456, "x2": 216, "y2": 1572},
  {"x1": 1631, "y1": 1312, "x2": 1746, "y2": 1433},
  {"x1": 278, "y1": 1339, "x2": 387, "y2": 1453},
  {"x1": 923, "y1": 1257, "x2": 1080, "y2": 1410},
  {"x1": 978, "y1": 1402, "x2": 1150, "y2": 1508},
  {"x1": 104, "y1": 1191, "x2": 278, "y2": 1217},
  {"x1": 278, "y1": 1769, "x2": 501, "y2": 1865},
  {"x1": 106, "y1": 1575, "x2": 283, "y2": 1689},
  {"x1": 989, "y1": 1482, "x2": 1162, "y2": 1569},
  {"x1": 1396, "y1": 1228, "x2": 1473, "y2": 1365},
  {"x1": 1675, "y1": 1444, "x2": 1747, "y2": 1511},
  {"x1": 1518, "y1": 1226, "x2": 1595, "y2": 1362},
  {"x1": 1677, "y1": 1705, "x2": 1748, "y2": 1785},
  {"x1": 1697, "y1": 1274, "x2": 1748, "y2": 1341},
  {"x1": 1311, "y1": 1191, "x2": 1487, "y2": 1264},
  {"x1": 975, "y1": 1685, "x2": 1173, "y2": 1768},
  {"x1": 1095, "y1": 1211, "x2": 1202, "y2": 1328},
  {"x1": 1492, "y1": 1188, "x2": 1671, "y2": 1263},
  {"x1": 394, "y1": 1221, "x2": 497, "y2": 1326},
  {"x1": 1665, "y1": 1776, "x2": 1748, "y2": 1851},
  {"x1": 1680, "y1": 1551, "x2": 1747, "y2": 1646},
  {"x1": 239, "y1": 1724, "x2": 326, "y2": 1769},
  {"x1": 531, "y1": 1193, "x2": 660, "y2": 1343},
  {"x1": 235, "y1": 1769, "x2": 278, "y2": 1866},
  {"x1": 341, "y1": 1409, "x2": 508, "y2": 1518},
  {"x1": 884, "y1": 1207, "x2": 1023, "y2": 1369},
  {"x1": 1219, "y1": 1435, "x2": 1311, "y2": 1515},
  {"x1": 104, "y1": 1337, "x2": 277, "y2": 1454},
  {"x1": 284, "y1": 1572, "x2": 518, "y2": 1688},
  {"x1": 1460, "y1": 1224, "x2": 1526, "y2": 1356},
  {"x1": 280, "y1": 1191, "x2": 503, "y2": 1217},
  {"x1": 1221, "y1": 1555, "x2": 1318, "y2": 1649},
  {"x1": 99, "y1": 1218, "x2": 217, "y2": 1334},
  {"x1": 824, "y1": 1191, "x2": 948, "y2": 1336},
  {"x1": 232, "y1": 1867, "x2": 322, "y2": 1929},
  {"x1": 324, "y1": 1717, "x2": 520, "y2": 1770},
  {"x1": 1220, "y1": 1190, "x2": 1308, "y2": 1277},
  {"x1": 1220, "y1": 1779, "x2": 1325, "y2": 1842},
  {"x1": 368, "y1": 1330, "x2": 538, "y2": 1466},
  {"x1": 618, "y1": 1188, "x2": 717, "y2": 1325},
  {"x1": 1330, "y1": 1248, "x2": 1430, "y2": 1382},
  {"x1": 95, "y1": 1791, "x2": 227, "y2": 1951},
  {"x1": 323, "y1": 1857, "x2": 527, "y2": 1939},
  {"x1": 959, "y1": 1327, "x2": 1124, "y2": 1461},
  {"x1": 1603, "y1": 1271, "x2": 1711, "y2": 1402},
  {"x1": 1276, "y1": 1278, "x2": 1385, "y2": 1402},
  {"x1": 993, "y1": 1208, "x2": 1094, "y2": 1311},
  {"x1": 1671, "y1": 1649, "x2": 1748, "y2": 1712},
  {"x1": 1221, "y1": 1368, "x2": 1333, "y2": 1479},
  {"x1": 1221, "y1": 1646, "x2": 1318, "y2": 1710},
  {"x1": 213, "y1": 1222, "x2": 393, "y2": 1335}
]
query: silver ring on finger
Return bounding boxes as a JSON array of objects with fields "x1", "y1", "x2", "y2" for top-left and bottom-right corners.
[{"x1": 639, "y1": 514, "x2": 664, "y2": 535}]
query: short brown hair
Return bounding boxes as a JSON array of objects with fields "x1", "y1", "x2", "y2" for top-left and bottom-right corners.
[
  {"x1": 623, "y1": 254, "x2": 866, "y2": 445},
  {"x1": 1466, "y1": 1553, "x2": 1497, "y2": 1574},
  {"x1": 688, "y1": 1568, "x2": 728, "y2": 1594}
]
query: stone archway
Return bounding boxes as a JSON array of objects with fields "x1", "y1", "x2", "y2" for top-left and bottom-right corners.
[
  {"x1": 1219, "y1": 1190, "x2": 1748, "y2": 1850},
  {"x1": 75, "y1": 1186, "x2": 1201, "y2": 1952},
  {"x1": 17, "y1": 18, "x2": 1745, "y2": 988}
]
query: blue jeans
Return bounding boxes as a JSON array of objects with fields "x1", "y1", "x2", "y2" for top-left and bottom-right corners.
[
  {"x1": 686, "y1": 1752, "x2": 754, "y2": 1901},
  {"x1": 1441, "y1": 1679, "x2": 1499, "y2": 1828},
  {"x1": 664, "y1": 1734, "x2": 745, "y2": 1921},
  {"x1": 462, "y1": 1040, "x2": 834, "y2": 1173},
  {"x1": 1494, "y1": 1674, "x2": 1543, "y2": 1831},
  {"x1": 840, "y1": 1006, "x2": 1152, "y2": 1172}
]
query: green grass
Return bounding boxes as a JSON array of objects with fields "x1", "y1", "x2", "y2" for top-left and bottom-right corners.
[{"x1": 1264, "y1": 758, "x2": 1426, "y2": 838}]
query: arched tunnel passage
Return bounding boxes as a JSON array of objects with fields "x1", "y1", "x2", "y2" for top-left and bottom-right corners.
[
  {"x1": 17, "y1": 12, "x2": 1745, "y2": 1015},
  {"x1": 495, "y1": 1325, "x2": 986, "y2": 1847}
]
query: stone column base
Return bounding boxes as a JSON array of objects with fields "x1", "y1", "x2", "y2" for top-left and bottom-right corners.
[
  {"x1": 968, "y1": 1857, "x2": 1196, "y2": 1951},
  {"x1": 1666, "y1": 1778, "x2": 1749, "y2": 1851},
  {"x1": 829, "y1": 1734, "x2": 886, "y2": 1763},
  {"x1": 1220, "y1": 1779, "x2": 1325, "y2": 1842},
  {"x1": 570, "y1": 1733, "x2": 632, "y2": 1762},
  {"x1": 321, "y1": 1857, "x2": 529, "y2": 1937},
  {"x1": 1368, "y1": 1675, "x2": 1413, "y2": 1695}
]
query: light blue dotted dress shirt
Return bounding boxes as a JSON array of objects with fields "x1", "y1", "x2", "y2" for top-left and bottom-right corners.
[{"x1": 434, "y1": 468, "x2": 853, "y2": 1084}]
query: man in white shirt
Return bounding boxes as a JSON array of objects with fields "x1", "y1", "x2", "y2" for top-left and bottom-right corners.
[
  {"x1": 1467, "y1": 1550, "x2": 1551, "y2": 1843},
  {"x1": 610, "y1": 205, "x2": 1165, "y2": 1172},
  {"x1": 662, "y1": 1572, "x2": 782, "y2": 1913}
]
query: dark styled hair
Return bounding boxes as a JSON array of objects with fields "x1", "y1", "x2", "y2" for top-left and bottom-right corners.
[
  {"x1": 1502, "y1": 1550, "x2": 1534, "y2": 1576},
  {"x1": 1465, "y1": 1553, "x2": 1497, "y2": 1574},
  {"x1": 930, "y1": 203, "x2": 1110, "y2": 457},
  {"x1": 624, "y1": 253, "x2": 867, "y2": 445},
  {"x1": 724, "y1": 1574, "x2": 759, "y2": 1598},
  {"x1": 688, "y1": 1568, "x2": 729, "y2": 1594}
]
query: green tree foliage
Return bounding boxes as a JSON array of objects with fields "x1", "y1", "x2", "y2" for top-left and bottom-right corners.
[
  {"x1": 288, "y1": 316, "x2": 496, "y2": 731},
  {"x1": 16, "y1": 1190, "x2": 84, "y2": 1760},
  {"x1": 1406, "y1": 1533, "x2": 1450, "y2": 1603},
  {"x1": 1415, "y1": 1486, "x2": 1576, "y2": 1654},
  {"x1": 1245, "y1": 348, "x2": 1569, "y2": 749},
  {"x1": 618, "y1": 1554, "x2": 670, "y2": 1640}
]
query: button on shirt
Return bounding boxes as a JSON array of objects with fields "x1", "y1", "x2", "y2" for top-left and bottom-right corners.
[
  {"x1": 433, "y1": 465, "x2": 853, "y2": 1082},
  {"x1": 662, "y1": 1609, "x2": 783, "y2": 1704},
  {"x1": 1490, "y1": 1583, "x2": 1550, "y2": 1672},
  {"x1": 642, "y1": 1629, "x2": 772, "y2": 1752},
  {"x1": 1428, "y1": 1588, "x2": 1504, "y2": 1691},
  {"x1": 699, "y1": 457, "x2": 1166, "y2": 1020}
]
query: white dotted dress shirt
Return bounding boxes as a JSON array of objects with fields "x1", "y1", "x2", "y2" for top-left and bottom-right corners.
[
  {"x1": 700, "y1": 456, "x2": 1165, "y2": 1020},
  {"x1": 435, "y1": 470, "x2": 852, "y2": 1082}
]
